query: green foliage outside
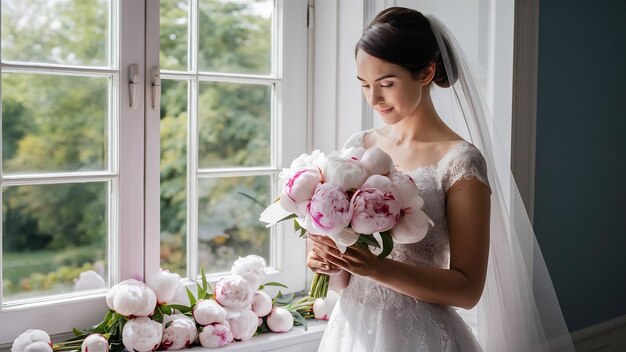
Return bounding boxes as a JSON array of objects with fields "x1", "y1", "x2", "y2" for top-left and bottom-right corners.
[{"x1": 1, "y1": 0, "x2": 274, "y2": 298}]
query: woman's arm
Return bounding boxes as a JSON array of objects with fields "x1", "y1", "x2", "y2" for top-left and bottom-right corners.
[{"x1": 310, "y1": 177, "x2": 490, "y2": 309}]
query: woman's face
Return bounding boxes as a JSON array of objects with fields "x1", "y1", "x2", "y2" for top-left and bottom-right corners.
[{"x1": 356, "y1": 50, "x2": 425, "y2": 125}]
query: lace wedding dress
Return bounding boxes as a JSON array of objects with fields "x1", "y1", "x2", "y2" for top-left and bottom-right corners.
[{"x1": 318, "y1": 129, "x2": 489, "y2": 352}]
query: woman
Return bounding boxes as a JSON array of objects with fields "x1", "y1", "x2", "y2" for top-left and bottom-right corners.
[{"x1": 308, "y1": 7, "x2": 573, "y2": 352}]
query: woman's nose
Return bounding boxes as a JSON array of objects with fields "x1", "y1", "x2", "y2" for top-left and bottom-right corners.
[{"x1": 368, "y1": 87, "x2": 383, "y2": 105}]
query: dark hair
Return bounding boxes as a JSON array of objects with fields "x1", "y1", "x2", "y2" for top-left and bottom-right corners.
[{"x1": 356, "y1": 7, "x2": 456, "y2": 88}]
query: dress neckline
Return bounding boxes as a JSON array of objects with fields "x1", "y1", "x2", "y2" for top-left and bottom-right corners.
[{"x1": 359, "y1": 129, "x2": 467, "y2": 173}]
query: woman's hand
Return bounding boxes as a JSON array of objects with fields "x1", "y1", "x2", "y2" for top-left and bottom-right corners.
[
  {"x1": 306, "y1": 236, "x2": 343, "y2": 275},
  {"x1": 309, "y1": 234, "x2": 381, "y2": 278}
]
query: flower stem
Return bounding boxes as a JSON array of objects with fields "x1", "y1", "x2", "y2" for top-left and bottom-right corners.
[{"x1": 308, "y1": 273, "x2": 329, "y2": 298}]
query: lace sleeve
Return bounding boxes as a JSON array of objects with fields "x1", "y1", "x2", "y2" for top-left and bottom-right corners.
[
  {"x1": 341, "y1": 130, "x2": 370, "y2": 149},
  {"x1": 442, "y1": 142, "x2": 491, "y2": 192}
]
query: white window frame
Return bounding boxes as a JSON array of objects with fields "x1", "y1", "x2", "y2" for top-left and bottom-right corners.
[{"x1": 0, "y1": 0, "x2": 308, "y2": 345}]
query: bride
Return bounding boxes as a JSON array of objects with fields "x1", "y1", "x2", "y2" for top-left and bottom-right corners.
[{"x1": 308, "y1": 7, "x2": 574, "y2": 352}]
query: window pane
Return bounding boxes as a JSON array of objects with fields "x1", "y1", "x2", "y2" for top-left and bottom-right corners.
[
  {"x1": 2, "y1": 182, "x2": 108, "y2": 302},
  {"x1": 1, "y1": 73, "x2": 109, "y2": 174},
  {"x1": 0, "y1": 0, "x2": 110, "y2": 67},
  {"x1": 198, "y1": 176, "x2": 270, "y2": 273},
  {"x1": 160, "y1": 0, "x2": 189, "y2": 71},
  {"x1": 198, "y1": 82, "x2": 271, "y2": 168},
  {"x1": 160, "y1": 79, "x2": 188, "y2": 276},
  {"x1": 198, "y1": 0, "x2": 272, "y2": 75}
]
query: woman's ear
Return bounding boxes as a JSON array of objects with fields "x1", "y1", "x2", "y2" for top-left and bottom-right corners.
[{"x1": 419, "y1": 62, "x2": 436, "y2": 86}]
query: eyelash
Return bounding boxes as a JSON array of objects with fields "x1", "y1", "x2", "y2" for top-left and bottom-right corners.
[{"x1": 361, "y1": 82, "x2": 394, "y2": 88}]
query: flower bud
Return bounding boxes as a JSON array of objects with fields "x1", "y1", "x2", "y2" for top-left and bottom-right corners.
[
  {"x1": 193, "y1": 299, "x2": 227, "y2": 326},
  {"x1": 266, "y1": 307, "x2": 294, "y2": 333},
  {"x1": 81, "y1": 334, "x2": 108, "y2": 352},
  {"x1": 251, "y1": 291, "x2": 273, "y2": 317},
  {"x1": 360, "y1": 147, "x2": 395, "y2": 175},
  {"x1": 312, "y1": 290, "x2": 340, "y2": 320}
]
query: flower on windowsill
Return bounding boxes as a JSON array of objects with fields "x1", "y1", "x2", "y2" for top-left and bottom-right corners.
[
  {"x1": 11, "y1": 330, "x2": 52, "y2": 352},
  {"x1": 12, "y1": 255, "x2": 321, "y2": 351},
  {"x1": 146, "y1": 269, "x2": 184, "y2": 305}
]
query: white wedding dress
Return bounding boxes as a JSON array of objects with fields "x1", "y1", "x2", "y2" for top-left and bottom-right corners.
[{"x1": 318, "y1": 129, "x2": 489, "y2": 352}]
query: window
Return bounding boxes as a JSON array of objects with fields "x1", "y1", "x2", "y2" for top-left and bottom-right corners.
[{"x1": 0, "y1": 0, "x2": 307, "y2": 343}]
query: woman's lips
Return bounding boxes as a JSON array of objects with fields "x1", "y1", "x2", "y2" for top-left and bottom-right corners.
[{"x1": 377, "y1": 107, "x2": 394, "y2": 114}]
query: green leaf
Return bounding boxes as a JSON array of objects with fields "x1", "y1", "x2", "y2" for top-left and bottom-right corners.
[
  {"x1": 167, "y1": 304, "x2": 192, "y2": 313},
  {"x1": 165, "y1": 321, "x2": 173, "y2": 329},
  {"x1": 356, "y1": 234, "x2": 381, "y2": 248},
  {"x1": 377, "y1": 231, "x2": 394, "y2": 259},
  {"x1": 280, "y1": 213, "x2": 298, "y2": 222},
  {"x1": 263, "y1": 281, "x2": 288, "y2": 288},
  {"x1": 186, "y1": 286, "x2": 197, "y2": 306},
  {"x1": 161, "y1": 304, "x2": 172, "y2": 315},
  {"x1": 201, "y1": 266, "x2": 209, "y2": 294},
  {"x1": 152, "y1": 305, "x2": 164, "y2": 323},
  {"x1": 276, "y1": 292, "x2": 295, "y2": 305},
  {"x1": 290, "y1": 310, "x2": 308, "y2": 330},
  {"x1": 237, "y1": 191, "x2": 266, "y2": 208}
]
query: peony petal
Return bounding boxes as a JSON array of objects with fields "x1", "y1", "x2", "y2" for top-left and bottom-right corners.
[
  {"x1": 391, "y1": 210, "x2": 432, "y2": 244},
  {"x1": 260, "y1": 201, "x2": 293, "y2": 227},
  {"x1": 329, "y1": 228, "x2": 360, "y2": 253}
]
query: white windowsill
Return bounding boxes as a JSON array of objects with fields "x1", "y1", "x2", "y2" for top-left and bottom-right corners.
[{"x1": 188, "y1": 320, "x2": 326, "y2": 352}]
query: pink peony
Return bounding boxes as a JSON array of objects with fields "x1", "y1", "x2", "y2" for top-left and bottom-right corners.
[
  {"x1": 388, "y1": 171, "x2": 423, "y2": 209},
  {"x1": 339, "y1": 146, "x2": 366, "y2": 160},
  {"x1": 302, "y1": 183, "x2": 352, "y2": 237},
  {"x1": 198, "y1": 323, "x2": 233, "y2": 348},
  {"x1": 323, "y1": 156, "x2": 369, "y2": 192},
  {"x1": 193, "y1": 299, "x2": 227, "y2": 325},
  {"x1": 214, "y1": 275, "x2": 255, "y2": 310},
  {"x1": 160, "y1": 314, "x2": 197, "y2": 350},
  {"x1": 105, "y1": 279, "x2": 157, "y2": 317},
  {"x1": 280, "y1": 167, "x2": 322, "y2": 215},
  {"x1": 350, "y1": 188, "x2": 401, "y2": 234}
]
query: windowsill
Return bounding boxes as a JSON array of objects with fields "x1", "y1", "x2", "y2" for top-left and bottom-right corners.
[{"x1": 188, "y1": 319, "x2": 327, "y2": 352}]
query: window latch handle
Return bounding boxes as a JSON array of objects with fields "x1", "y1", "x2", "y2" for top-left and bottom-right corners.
[
  {"x1": 129, "y1": 64, "x2": 140, "y2": 110},
  {"x1": 152, "y1": 67, "x2": 161, "y2": 110}
]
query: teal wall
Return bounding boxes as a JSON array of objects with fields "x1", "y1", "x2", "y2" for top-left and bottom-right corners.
[{"x1": 535, "y1": 0, "x2": 626, "y2": 332}]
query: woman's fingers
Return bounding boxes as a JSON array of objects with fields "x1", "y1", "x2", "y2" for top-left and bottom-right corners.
[{"x1": 307, "y1": 250, "x2": 343, "y2": 275}]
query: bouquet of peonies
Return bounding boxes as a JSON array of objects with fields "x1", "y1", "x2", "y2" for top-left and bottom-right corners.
[
  {"x1": 260, "y1": 146, "x2": 433, "y2": 298},
  {"x1": 12, "y1": 255, "x2": 336, "y2": 352}
]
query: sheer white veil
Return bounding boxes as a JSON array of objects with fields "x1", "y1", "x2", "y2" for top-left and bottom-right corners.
[{"x1": 426, "y1": 15, "x2": 575, "y2": 352}]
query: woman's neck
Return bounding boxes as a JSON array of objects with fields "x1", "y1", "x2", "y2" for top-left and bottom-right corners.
[{"x1": 384, "y1": 88, "x2": 454, "y2": 144}]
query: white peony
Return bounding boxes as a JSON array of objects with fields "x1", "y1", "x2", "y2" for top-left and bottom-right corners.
[
  {"x1": 198, "y1": 323, "x2": 233, "y2": 348},
  {"x1": 74, "y1": 270, "x2": 106, "y2": 291},
  {"x1": 122, "y1": 317, "x2": 163, "y2": 352},
  {"x1": 105, "y1": 279, "x2": 157, "y2": 317},
  {"x1": 230, "y1": 255, "x2": 267, "y2": 290},
  {"x1": 250, "y1": 290, "x2": 273, "y2": 317},
  {"x1": 12, "y1": 330, "x2": 51, "y2": 352},
  {"x1": 146, "y1": 269, "x2": 183, "y2": 304},
  {"x1": 160, "y1": 314, "x2": 197, "y2": 350},
  {"x1": 193, "y1": 299, "x2": 227, "y2": 326},
  {"x1": 214, "y1": 275, "x2": 255, "y2": 310},
  {"x1": 266, "y1": 307, "x2": 294, "y2": 333}
]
